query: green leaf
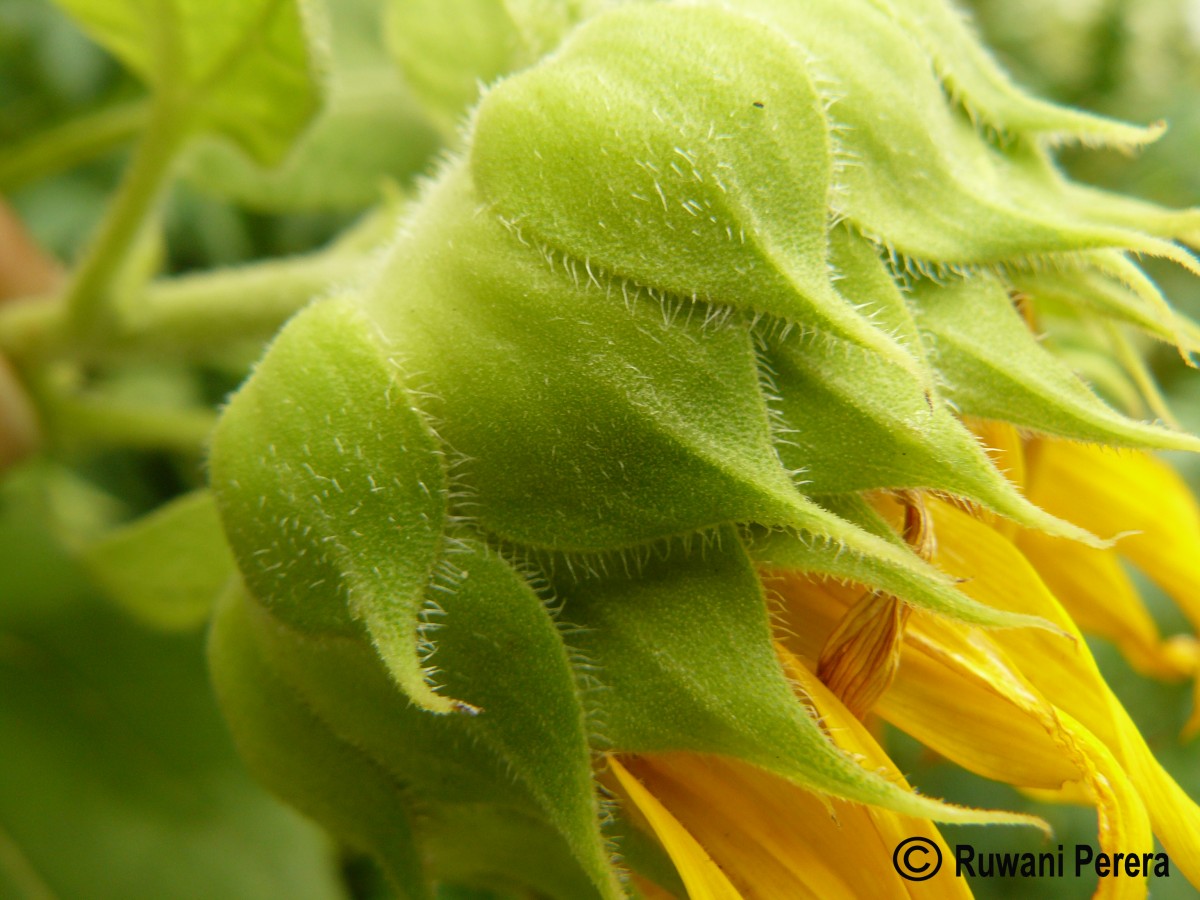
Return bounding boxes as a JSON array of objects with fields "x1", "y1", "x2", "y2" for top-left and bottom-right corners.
[
  {"x1": 385, "y1": 0, "x2": 523, "y2": 134},
  {"x1": 184, "y1": 0, "x2": 440, "y2": 211},
  {"x1": 0, "y1": 484, "x2": 346, "y2": 900},
  {"x1": 209, "y1": 296, "x2": 457, "y2": 714},
  {"x1": 51, "y1": 0, "x2": 326, "y2": 164},
  {"x1": 470, "y1": 2, "x2": 922, "y2": 376},
  {"x1": 559, "y1": 526, "x2": 1038, "y2": 826},
  {"x1": 910, "y1": 274, "x2": 1200, "y2": 452},
  {"x1": 208, "y1": 585, "x2": 430, "y2": 900},
  {"x1": 78, "y1": 489, "x2": 234, "y2": 630},
  {"x1": 183, "y1": 72, "x2": 439, "y2": 212}
]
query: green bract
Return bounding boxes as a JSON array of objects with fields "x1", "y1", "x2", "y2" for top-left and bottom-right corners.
[{"x1": 194, "y1": 0, "x2": 1200, "y2": 896}]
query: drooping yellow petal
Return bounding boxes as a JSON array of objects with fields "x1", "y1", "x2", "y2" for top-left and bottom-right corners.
[
  {"x1": 927, "y1": 499, "x2": 1200, "y2": 888},
  {"x1": 624, "y1": 753, "x2": 847, "y2": 900},
  {"x1": 608, "y1": 756, "x2": 744, "y2": 900},
  {"x1": 1108, "y1": 698, "x2": 1200, "y2": 878},
  {"x1": 1017, "y1": 528, "x2": 1199, "y2": 682},
  {"x1": 960, "y1": 425, "x2": 1199, "y2": 687},
  {"x1": 927, "y1": 501, "x2": 1120, "y2": 745},
  {"x1": 1052, "y1": 709, "x2": 1155, "y2": 900},
  {"x1": 622, "y1": 651, "x2": 980, "y2": 900},
  {"x1": 771, "y1": 498, "x2": 1200, "y2": 893},
  {"x1": 1024, "y1": 440, "x2": 1200, "y2": 634}
]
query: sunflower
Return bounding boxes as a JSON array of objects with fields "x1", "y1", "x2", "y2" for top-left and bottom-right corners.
[{"x1": 195, "y1": 0, "x2": 1200, "y2": 898}]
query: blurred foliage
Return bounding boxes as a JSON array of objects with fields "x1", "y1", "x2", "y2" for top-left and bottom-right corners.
[{"x1": 0, "y1": 462, "x2": 349, "y2": 899}]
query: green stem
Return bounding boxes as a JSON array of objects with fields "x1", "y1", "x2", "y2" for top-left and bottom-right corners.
[
  {"x1": 0, "y1": 101, "x2": 149, "y2": 191},
  {"x1": 124, "y1": 253, "x2": 360, "y2": 353},
  {"x1": 60, "y1": 95, "x2": 191, "y2": 343},
  {"x1": 52, "y1": 393, "x2": 218, "y2": 453},
  {"x1": 0, "y1": 251, "x2": 362, "y2": 362}
]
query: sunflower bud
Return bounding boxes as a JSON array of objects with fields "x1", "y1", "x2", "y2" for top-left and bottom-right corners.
[{"x1": 208, "y1": 1, "x2": 1200, "y2": 896}]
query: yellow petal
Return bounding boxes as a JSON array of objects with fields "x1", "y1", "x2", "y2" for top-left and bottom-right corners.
[
  {"x1": 1017, "y1": 528, "x2": 1198, "y2": 681},
  {"x1": 608, "y1": 756, "x2": 745, "y2": 900},
  {"x1": 1025, "y1": 440, "x2": 1200, "y2": 633},
  {"x1": 929, "y1": 500, "x2": 1200, "y2": 887},
  {"x1": 927, "y1": 501, "x2": 1119, "y2": 745},
  {"x1": 1108, "y1": 698, "x2": 1200, "y2": 882},
  {"x1": 625, "y1": 753, "x2": 848, "y2": 900},
  {"x1": 772, "y1": 501, "x2": 1200, "y2": 892},
  {"x1": 778, "y1": 644, "x2": 978, "y2": 900},
  {"x1": 1050, "y1": 709, "x2": 1155, "y2": 900},
  {"x1": 626, "y1": 655, "x2": 980, "y2": 900}
]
